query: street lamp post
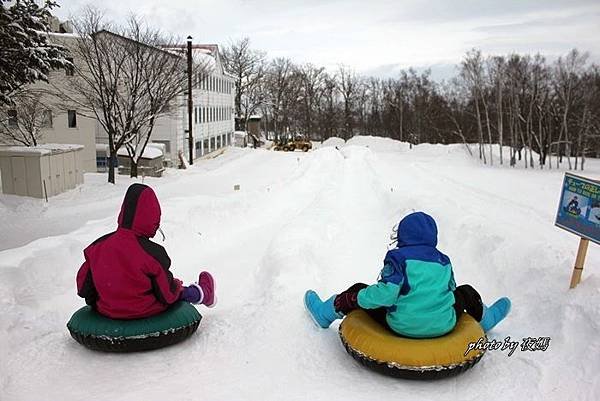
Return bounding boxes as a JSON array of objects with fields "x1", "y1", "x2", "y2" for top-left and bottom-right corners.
[{"x1": 187, "y1": 35, "x2": 193, "y2": 165}]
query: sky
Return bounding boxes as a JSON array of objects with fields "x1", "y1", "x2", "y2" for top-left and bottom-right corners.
[{"x1": 53, "y1": 0, "x2": 600, "y2": 80}]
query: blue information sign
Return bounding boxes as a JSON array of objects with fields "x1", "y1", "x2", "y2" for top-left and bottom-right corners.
[{"x1": 555, "y1": 173, "x2": 600, "y2": 244}]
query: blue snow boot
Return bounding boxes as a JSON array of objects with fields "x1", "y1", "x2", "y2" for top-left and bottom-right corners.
[
  {"x1": 480, "y1": 297, "x2": 512, "y2": 332},
  {"x1": 304, "y1": 290, "x2": 343, "y2": 328}
]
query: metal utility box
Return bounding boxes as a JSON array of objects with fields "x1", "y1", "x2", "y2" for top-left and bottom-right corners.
[{"x1": 0, "y1": 144, "x2": 84, "y2": 198}]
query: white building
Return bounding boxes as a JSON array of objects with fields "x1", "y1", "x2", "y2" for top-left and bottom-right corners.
[
  {"x1": 4, "y1": 25, "x2": 235, "y2": 173},
  {"x1": 151, "y1": 44, "x2": 235, "y2": 165}
]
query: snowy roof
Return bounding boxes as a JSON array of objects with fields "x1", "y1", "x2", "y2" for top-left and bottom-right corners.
[
  {"x1": 147, "y1": 142, "x2": 166, "y2": 152},
  {"x1": 117, "y1": 146, "x2": 163, "y2": 159},
  {"x1": 162, "y1": 44, "x2": 220, "y2": 74},
  {"x1": 47, "y1": 32, "x2": 80, "y2": 39},
  {"x1": 39, "y1": 143, "x2": 85, "y2": 151},
  {"x1": 194, "y1": 47, "x2": 217, "y2": 69},
  {"x1": 0, "y1": 146, "x2": 51, "y2": 156},
  {"x1": 0, "y1": 144, "x2": 84, "y2": 157},
  {"x1": 234, "y1": 131, "x2": 247, "y2": 137}
]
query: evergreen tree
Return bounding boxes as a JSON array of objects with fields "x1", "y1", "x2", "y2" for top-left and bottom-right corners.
[{"x1": 0, "y1": 0, "x2": 70, "y2": 105}]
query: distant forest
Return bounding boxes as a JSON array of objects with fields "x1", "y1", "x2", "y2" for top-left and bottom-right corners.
[{"x1": 222, "y1": 40, "x2": 599, "y2": 169}]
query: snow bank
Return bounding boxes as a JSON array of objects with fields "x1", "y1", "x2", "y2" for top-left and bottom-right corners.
[
  {"x1": 320, "y1": 137, "x2": 346, "y2": 148},
  {"x1": 346, "y1": 135, "x2": 411, "y2": 152},
  {"x1": 1, "y1": 138, "x2": 600, "y2": 401}
]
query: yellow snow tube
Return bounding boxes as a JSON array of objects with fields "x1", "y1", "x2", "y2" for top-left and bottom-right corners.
[{"x1": 339, "y1": 310, "x2": 486, "y2": 379}]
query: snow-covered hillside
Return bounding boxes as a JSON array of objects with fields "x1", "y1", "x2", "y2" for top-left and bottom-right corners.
[{"x1": 1, "y1": 137, "x2": 599, "y2": 401}]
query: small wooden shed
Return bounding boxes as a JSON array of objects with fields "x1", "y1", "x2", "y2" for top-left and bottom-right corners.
[
  {"x1": 0, "y1": 144, "x2": 84, "y2": 198},
  {"x1": 117, "y1": 147, "x2": 165, "y2": 177}
]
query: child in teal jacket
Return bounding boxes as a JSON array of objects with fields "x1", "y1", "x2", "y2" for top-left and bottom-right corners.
[{"x1": 304, "y1": 212, "x2": 511, "y2": 337}]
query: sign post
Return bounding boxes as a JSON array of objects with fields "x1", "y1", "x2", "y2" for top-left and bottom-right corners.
[
  {"x1": 569, "y1": 238, "x2": 589, "y2": 289},
  {"x1": 555, "y1": 172, "x2": 600, "y2": 289}
]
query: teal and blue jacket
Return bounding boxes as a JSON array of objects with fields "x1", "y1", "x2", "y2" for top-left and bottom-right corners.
[{"x1": 357, "y1": 212, "x2": 457, "y2": 338}]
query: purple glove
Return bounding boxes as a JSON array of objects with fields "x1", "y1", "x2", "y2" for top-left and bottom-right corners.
[{"x1": 179, "y1": 284, "x2": 202, "y2": 304}]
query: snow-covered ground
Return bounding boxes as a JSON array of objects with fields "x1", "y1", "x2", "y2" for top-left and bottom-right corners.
[{"x1": 1, "y1": 137, "x2": 599, "y2": 401}]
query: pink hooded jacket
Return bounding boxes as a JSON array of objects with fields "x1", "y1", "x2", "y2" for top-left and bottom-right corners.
[{"x1": 76, "y1": 183, "x2": 183, "y2": 319}]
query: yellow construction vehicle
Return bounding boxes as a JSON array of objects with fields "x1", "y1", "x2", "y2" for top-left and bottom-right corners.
[{"x1": 273, "y1": 137, "x2": 312, "y2": 152}]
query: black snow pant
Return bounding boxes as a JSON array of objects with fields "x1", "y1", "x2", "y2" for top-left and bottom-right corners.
[
  {"x1": 453, "y1": 284, "x2": 484, "y2": 321},
  {"x1": 333, "y1": 282, "x2": 485, "y2": 331},
  {"x1": 333, "y1": 283, "x2": 391, "y2": 330}
]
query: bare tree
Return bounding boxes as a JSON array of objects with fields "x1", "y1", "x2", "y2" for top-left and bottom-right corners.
[
  {"x1": 215, "y1": 39, "x2": 600, "y2": 170},
  {"x1": 297, "y1": 63, "x2": 325, "y2": 139},
  {"x1": 263, "y1": 58, "x2": 294, "y2": 140},
  {"x1": 554, "y1": 49, "x2": 589, "y2": 169},
  {"x1": 488, "y1": 56, "x2": 505, "y2": 164},
  {"x1": 0, "y1": 89, "x2": 56, "y2": 146},
  {"x1": 319, "y1": 72, "x2": 340, "y2": 140},
  {"x1": 383, "y1": 77, "x2": 406, "y2": 142},
  {"x1": 53, "y1": 10, "x2": 195, "y2": 182},
  {"x1": 338, "y1": 65, "x2": 358, "y2": 139},
  {"x1": 221, "y1": 37, "x2": 266, "y2": 130}
]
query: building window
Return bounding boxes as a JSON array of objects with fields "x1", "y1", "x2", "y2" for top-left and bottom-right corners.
[
  {"x1": 203, "y1": 139, "x2": 209, "y2": 154},
  {"x1": 195, "y1": 141, "x2": 201, "y2": 150},
  {"x1": 68, "y1": 110, "x2": 77, "y2": 128},
  {"x1": 41, "y1": 110, "x2": 53, "y2": 128},
  {"x1": 96, "y1": 155, "x2": 108, "y2": 172},
  {"x1": 194, "y1": 107, "x2": 198, "y2": 124},
  {"x1": 7, "y1": 109, "x2": 17, "y2": 127},
  {"x1": 65, "y1": 57, "x2": 74, "y2": 76},
  {"x1": 65, "y1": 57, "x2": 75, "y2": 76}
]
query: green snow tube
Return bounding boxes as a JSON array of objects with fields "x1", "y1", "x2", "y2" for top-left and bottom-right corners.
[{"x1": 67, "y1": 302, "x2": 202, "y2": 352}]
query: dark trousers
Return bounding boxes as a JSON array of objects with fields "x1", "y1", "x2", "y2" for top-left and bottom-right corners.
[
  {"x1": 333, "y1": 282, "x2": 484, "y2": 330},
  {"x1": 453, "y1": 284, "x2": 484, "y2": 321},
  {"x1": 333, "y1": 283, "x2": 390, "y2": 329}
]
